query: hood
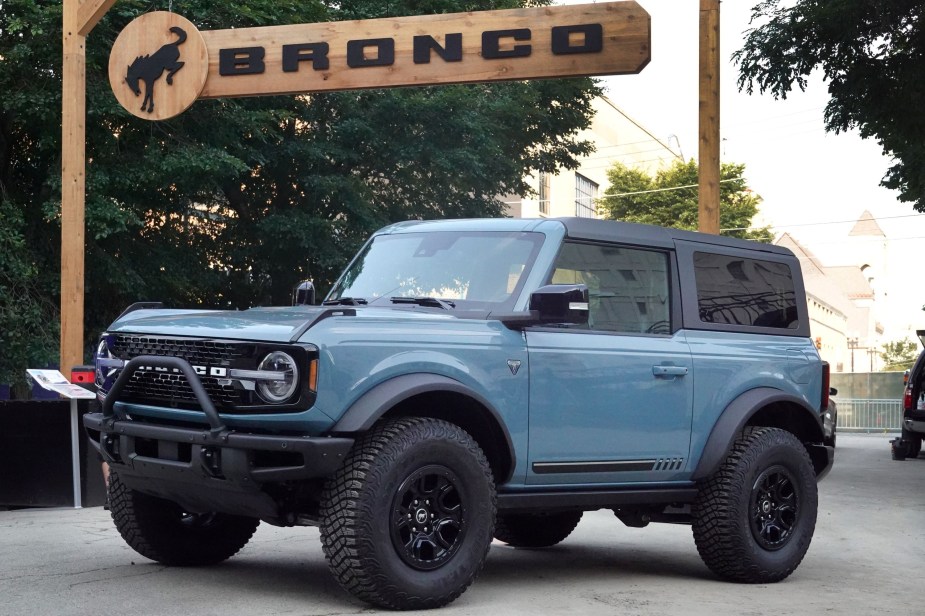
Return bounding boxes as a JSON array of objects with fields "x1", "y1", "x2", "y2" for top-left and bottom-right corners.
[{"x1": 108, "y1": 305, "x2": 468, "y2": 343}]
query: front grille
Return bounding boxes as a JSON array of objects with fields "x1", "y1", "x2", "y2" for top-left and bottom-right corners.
[
  {"x1": 121, "y1": 366, "x2": 245, "y2": 408},
  {"x1": 109, "y1": 335, "x2": 257, "y2": 411},
  {"x1": 111, "y1": 336, "x2": 251, "y2": 366}
]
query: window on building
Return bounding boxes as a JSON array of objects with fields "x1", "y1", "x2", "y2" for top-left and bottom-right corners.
[
  {"x1": 551, "y1": 242, "x2": 671, "y2": 334},
  {"x1": 538, "y1": 171, "x2": 550, "y2": 215},
  {"x1": 574, "y1": 173, "x2": 598, "y2": 218}
]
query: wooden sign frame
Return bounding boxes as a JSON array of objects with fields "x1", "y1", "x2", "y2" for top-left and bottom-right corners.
[{"x1": 107, "y1": 3, "x2": 650, "y2": 119}]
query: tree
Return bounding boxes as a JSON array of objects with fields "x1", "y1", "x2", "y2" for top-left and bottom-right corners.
[
  {"x1": 734, "y1": 1, "x2": 925, "y2": 210},
  {"x1": 0, "y1": 200, "x2": 59, "y2": 389},
  {"x1": 880, "y1": 339, "x2": 918, "y2": 372},
  {"x1": 0, "y1": 0, "x2": 599, "y2": 381},
  {"x1": 597, "y1": 159, "x2": 773, "y2": 242}
]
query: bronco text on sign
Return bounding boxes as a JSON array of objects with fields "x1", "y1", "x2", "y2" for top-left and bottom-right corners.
[{"x1": 199, "y1": 2, "x2": 649, "y2": 98}]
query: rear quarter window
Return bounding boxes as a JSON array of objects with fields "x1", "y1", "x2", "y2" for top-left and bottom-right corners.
[{"x1": 693, "y1": 252, "x2": 798, "y2": 329}]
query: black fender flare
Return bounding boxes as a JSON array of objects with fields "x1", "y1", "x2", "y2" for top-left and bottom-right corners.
[
  {"x1": 691, "y1": 387, "x2": 824, "y2": 481},
  {"x1": 331, "y1": 373, "x2": 516, "y2": 482}
]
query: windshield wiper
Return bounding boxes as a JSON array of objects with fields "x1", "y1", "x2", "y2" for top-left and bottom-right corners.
[
  {"x1": 390, "y1": 297, "x2": 456, "y2": 310},
  {"x1": 322, "y1": 297, "x2": 369, "y2": 306}
]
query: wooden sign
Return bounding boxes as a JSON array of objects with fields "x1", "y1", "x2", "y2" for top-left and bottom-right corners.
[
  {"x1": 109, "y1": 2, "x2": 650, "y2": 120},
  {"x1": 109, "y1": 12, "x2": 208, "y2": 120}
]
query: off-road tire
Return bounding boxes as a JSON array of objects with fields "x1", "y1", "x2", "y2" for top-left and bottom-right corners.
[
  {"x1": 494, "y1": 511, "x2": 583, "y2": 548},
  {"x1": 892, "y1": 438, "x2": 909, "y2": 460},
  {"x1": 319, "y1": 417, "x2": 496, "y2": 610},
  {"x1": 692, "y1": 426, "x2": 818, "y2": 583},
  {"x1": 108, "y1": 470, "x2": 259, "y2": 566},
  {"x1": 902, "y1": 429, "x2": 922, "y2": 458}
]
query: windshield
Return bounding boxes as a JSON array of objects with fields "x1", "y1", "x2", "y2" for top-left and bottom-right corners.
[{"x1": 328, "y1": 230, "x2": 544, "y2": 309}]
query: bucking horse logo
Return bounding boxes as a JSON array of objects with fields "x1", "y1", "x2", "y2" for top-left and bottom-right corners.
[{"x1": 125, "y1": 26, "x2": 187, "y2": 113}]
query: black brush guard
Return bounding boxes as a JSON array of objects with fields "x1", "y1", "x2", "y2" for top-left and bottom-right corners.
[{"x1": 83, "y1": 355, "x2": 353, "y2": 521}]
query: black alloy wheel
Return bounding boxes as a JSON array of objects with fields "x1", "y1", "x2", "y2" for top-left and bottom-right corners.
[
  {"x1": 750, "y1": 466, "x2": 798, "y2": 550},
  {"x1": 390, "y1": 465, "x2": 466, "y2": 571}
]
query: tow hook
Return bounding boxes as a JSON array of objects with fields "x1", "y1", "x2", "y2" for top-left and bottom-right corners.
[{"x1": 201, "y1": 447, "x2": 223, "y2": 477}]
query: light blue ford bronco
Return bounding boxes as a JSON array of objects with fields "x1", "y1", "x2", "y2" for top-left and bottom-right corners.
[{"x1": 85, "y1": 217, "x2": 834, "y2": 609}]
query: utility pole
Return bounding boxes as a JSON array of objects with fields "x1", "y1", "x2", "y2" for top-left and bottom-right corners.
[
  {"x1": 60, "y1": 0, "x2": 117, "y2": 374},
  {"x1": 698, "y1": 0, "x2": 720, "y2": 234}
]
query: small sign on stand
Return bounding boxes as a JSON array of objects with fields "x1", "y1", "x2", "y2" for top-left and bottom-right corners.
[{"x1": 26, "y1": 369, "x2": 96, "y2": 509}]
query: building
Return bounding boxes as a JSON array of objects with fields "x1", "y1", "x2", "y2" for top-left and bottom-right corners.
[
  {"x1": 504, "y1": 96, "x2": 681, "y2": 219},
  {"x1": 776, "y1": 228, "x2": 883, "y2": 373}
]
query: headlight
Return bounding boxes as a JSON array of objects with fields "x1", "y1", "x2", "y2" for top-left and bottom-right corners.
[
  {"x1": 256, "y1": 351, "x2": 299, "y2": 403},
  {"x1": 95, "y1": 336, "x2": 122, "y2": 392}
]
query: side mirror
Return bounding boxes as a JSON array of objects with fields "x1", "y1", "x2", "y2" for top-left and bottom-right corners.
[
  {"x1": 293, "y1": 280, "x2": 316, "y2": 306},
  {"x1": 829, "y1": 387, "x2": 838, "y2": 396},
  {"x1": 529, "y1": 284, "x2": 589, "y2": 325}
]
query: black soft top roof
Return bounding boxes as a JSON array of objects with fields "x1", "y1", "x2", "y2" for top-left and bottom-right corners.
[{"x1": 555, "y1": 217, "x2": 791, "y2": 256}]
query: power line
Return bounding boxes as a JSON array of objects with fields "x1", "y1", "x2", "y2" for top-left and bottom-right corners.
[
  {"x1": 721, "y1": 213, "x2": 925, "y2": 232},
  {"x1": 604, "y1": 176, "x2": 746, "y2": 198}
]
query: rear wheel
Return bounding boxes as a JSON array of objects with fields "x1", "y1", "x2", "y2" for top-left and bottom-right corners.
[
  {"x1": 692, "y1": 427, "x2": 818, "y2": 583},
  {"x1": 903, "y1": 429, "x2": 922, "y2": 458},
  {"x1": 494, "y1": 511, "x2": 583, "y2": 548},
  {"x1": 320, "y1": 417, "x2": 496, "y2": 610},
  {"x1": 108, "y1": 471, "x2": 259, "y2": 566}
]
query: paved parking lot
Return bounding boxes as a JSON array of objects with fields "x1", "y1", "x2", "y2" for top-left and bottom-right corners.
[{"x1": 1, "y1": 433, "x2": 922, "y2": 616}]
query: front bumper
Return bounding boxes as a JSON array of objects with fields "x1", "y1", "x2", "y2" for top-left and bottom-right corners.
[
  {"x1": 83, "y1": 354, "x2": 353, "y2": 521},
  {"x1": 84, "y1": 412, "x2": 353, "y2": 483}
]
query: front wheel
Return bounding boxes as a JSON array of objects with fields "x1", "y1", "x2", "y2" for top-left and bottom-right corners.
[
  {"x1": 692, "y1": 427, "x2": 818, "y2": 583},
  {"x1": 108, "y1": 471, "x2": 260, "y2": 566},
  {"x1": 319, "y1": 418, "x2": 496, "y2": 610}
]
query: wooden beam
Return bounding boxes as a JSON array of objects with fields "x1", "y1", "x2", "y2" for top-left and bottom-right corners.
[
  {"x1": 77, "y1": 0, "x2": 118, "y2": 36},
  {"x1": 698, "y1": 0, "x2": 720, "y2": 234},
  {"x1": 62, "y1": 0, "x2": 87, "y2": 373},
  {"x1": 197, "y1": 3, "x2": 650, "y2": 99}
]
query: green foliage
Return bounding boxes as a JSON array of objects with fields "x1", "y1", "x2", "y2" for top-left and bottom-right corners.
[
  {"x1": 0, "y1": 0, "x2": 599, "y2": 377},
  {"x1": 880, "y1": 339, "x2": 918, "y2": 372},
  {"x1": 598, "y1": 159, "x2": 773, "y2": 242},
  {"x1": 734, "y1": 1, "x2": 925, "y2": 210},
  {"x1": 0, "y1": 200, "x2": 59, "y2": 388}
]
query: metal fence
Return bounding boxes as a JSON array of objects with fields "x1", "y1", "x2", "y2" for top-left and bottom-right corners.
[{"x1": 834, "y1": 398, "x2": 903, "y2": 433}]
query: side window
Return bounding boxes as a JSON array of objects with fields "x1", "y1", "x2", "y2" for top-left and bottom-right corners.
[
  {"x1": 693, "y1": 252, "x2": 797, "y2": 329},
  {"x1": 551, "y1": 242, "x2": 671, "y2": 334}
]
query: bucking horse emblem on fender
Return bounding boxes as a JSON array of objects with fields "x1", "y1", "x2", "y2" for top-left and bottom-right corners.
[{"x1": 125, "y1": 27, "x2": 187, "y2": 113}]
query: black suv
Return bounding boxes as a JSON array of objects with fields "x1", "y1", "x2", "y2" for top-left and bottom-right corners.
[{"x1": 894, "y1": 330, "x2": 925, "y2": 459}]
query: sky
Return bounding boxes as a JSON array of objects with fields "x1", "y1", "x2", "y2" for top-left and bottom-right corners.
[{"x1": 558, "y1": 0, "x2": 925, "y2": 337}]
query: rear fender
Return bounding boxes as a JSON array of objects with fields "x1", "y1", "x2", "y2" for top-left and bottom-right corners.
[{"x1": 692, "y1": 387, "x2": 825, "y2": 481}]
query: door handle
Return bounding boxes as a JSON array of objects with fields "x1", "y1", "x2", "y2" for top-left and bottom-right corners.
[{"x1": 652, "y1": 365, "x2": 688, "y2": 378}]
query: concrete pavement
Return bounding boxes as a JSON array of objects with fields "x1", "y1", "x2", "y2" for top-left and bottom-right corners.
[{"x1": 1, "y1": 434, "x2": 922, "y2": 616}]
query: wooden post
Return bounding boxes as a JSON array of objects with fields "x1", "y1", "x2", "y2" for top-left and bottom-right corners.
[
  {"x1": 60, "y1": 0, "x2": 116, "y2": 373},
  {"x1": 61, "y1": 0, "x2": 86, "y2": 375},
  {"x1": 698, "y1": 0, "x2": 720, "y2": 234}
]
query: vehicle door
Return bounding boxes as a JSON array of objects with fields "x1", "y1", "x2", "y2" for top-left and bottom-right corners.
[{"x1": 526, "y1": 240, "x2": 693, "y2": 485}]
